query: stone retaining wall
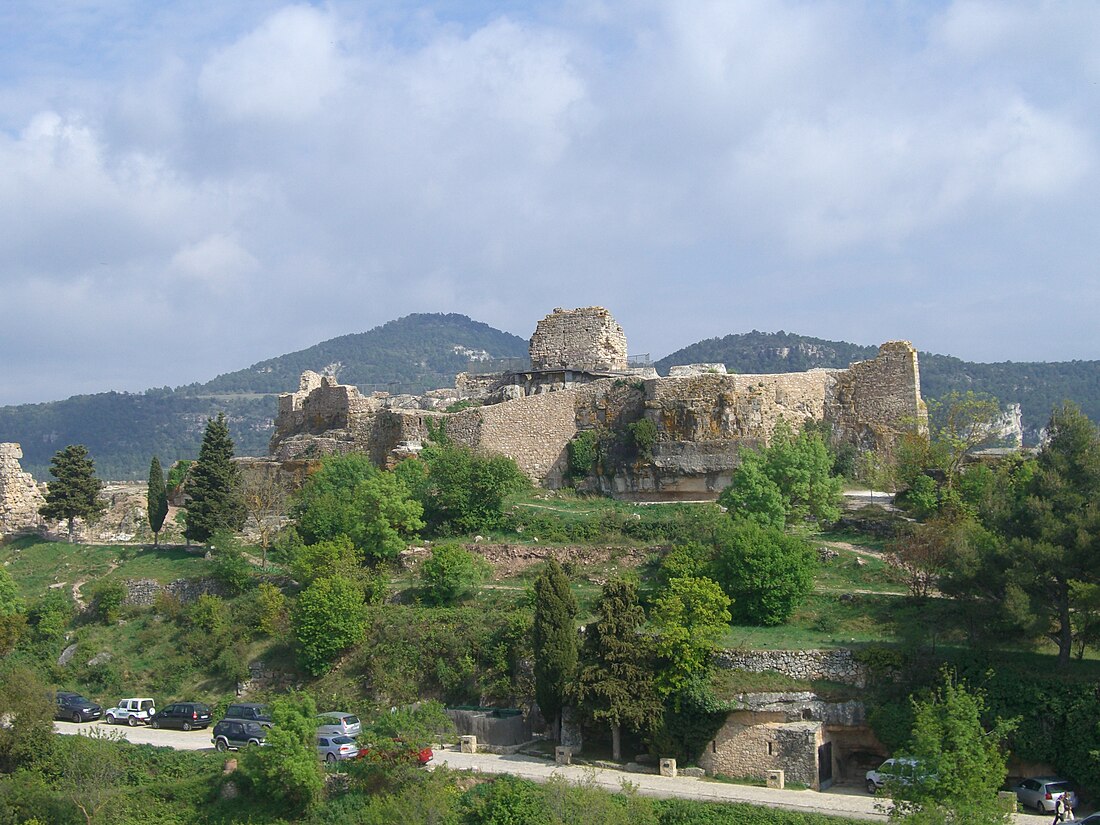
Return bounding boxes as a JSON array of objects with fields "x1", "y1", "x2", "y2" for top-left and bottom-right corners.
[{"x1": 714, "y1": 648, "x2": 868, "y2": 688}]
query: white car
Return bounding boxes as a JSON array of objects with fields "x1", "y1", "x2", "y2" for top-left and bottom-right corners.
[
  {"x1": 866, "y1": 757, "x2": 925, "y2": 794},
  {"x1": 104, "y1": 697, "x2": 156, "y2": 726}
]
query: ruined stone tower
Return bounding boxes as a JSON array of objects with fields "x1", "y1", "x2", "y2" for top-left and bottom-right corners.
[
  {"x1": 0, "y1": 443, "x2": 45, "y2": 537},
  {"x1": 529, "y1": 306, "x2": 629, "y2": 372}
]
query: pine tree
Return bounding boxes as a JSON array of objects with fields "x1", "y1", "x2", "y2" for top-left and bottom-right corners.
[
  {"x1": 39, "y1": 445, "x2": 105, "y2": 543},
  {"x1": 532, "y1": 559, "x2": 578, "y2": 741},
  {"x1": 147, "y1": 456, "x2": 169, "y2": 547},
  {"x1": 184, "y1": 414, "x2": 245, "y2": 545},
  {"x1": 568, "y1": 578, "x2": 661, "y2": 761}
]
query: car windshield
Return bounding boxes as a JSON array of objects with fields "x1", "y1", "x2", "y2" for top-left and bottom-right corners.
[
  {"x1": 1047, "y1": 782, "x2": 1074, "y2": 793},
  {"x1": 332, "y1": 736, "x2": 355, "y2": 745},
  {"x1": 342, "y1": 716, "x2": 359, "y2": 725}
]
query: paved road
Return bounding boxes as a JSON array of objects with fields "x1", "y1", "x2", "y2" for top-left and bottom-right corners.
[{"x1": 53, "y1": 723, "x2": 1061, "y2": 823}]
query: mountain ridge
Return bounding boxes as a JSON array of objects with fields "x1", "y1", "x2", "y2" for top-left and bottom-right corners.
[{"x1": 3, "y1": 318, "x2": 1098, "y2": 480}]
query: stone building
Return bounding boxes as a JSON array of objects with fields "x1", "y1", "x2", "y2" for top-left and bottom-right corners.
[
  {"x1": 0, "y1": 443, "x2": 45, "y2": 538},
  {"x1": 697, "y1": 692, "x2": 884, "y2": 790},
  {"x1": 264, "y1": 307, "x2": 927, "y2": 499}
]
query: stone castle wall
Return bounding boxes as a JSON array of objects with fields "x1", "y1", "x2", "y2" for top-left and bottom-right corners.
[
  {"x1": 529, "y1": 307, "x2": 628, "y2": 372},
  {"x1": 0, "y1": 443, "x2": 45, "y2": 537},
  {"x1": 473, "y1": 390, "x2": 580, "y2": 486},
  {"x1": 828, "y1": 341, "x2": 927, "y2": 452}
]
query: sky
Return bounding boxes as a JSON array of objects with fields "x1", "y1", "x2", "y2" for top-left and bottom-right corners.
[{"x1": 2, "y1": 0, "x2": 1099, "y2": 406}]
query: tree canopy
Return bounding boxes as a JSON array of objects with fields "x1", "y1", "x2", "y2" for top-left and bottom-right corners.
[
  {"x1": 183, "y1": 413, "x2": 245, "y2": 544},
  {"x1": 532, "y1": 559, "x2": 578, "y2": 740},
  {"x1": 39, "y1": 444, "x2": 105, "y2": 542}
]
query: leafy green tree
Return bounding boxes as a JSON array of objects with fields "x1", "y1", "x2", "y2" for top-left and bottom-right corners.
[
  {"x1": 927, "y1": 391, "x2": 1003, "y2": 489},
  {"x1": 146, "y1": 456, "x2": 169, "y2": 546},
  {"x1": 717, "y1": 454, "x2": 786, "y2": 529},
  {"x1": 183, "y1": 413, "x2": 245, "y2": 544},
  {"x1": 289, "y1": 533, "x2": 362, "y2": 584},
  {"x1": 293, "y1": 574, "x2": 367, "y2": 675},
  {"x1": 568, "y1": 579, "x2": 661, "y2": 761},
  {"x1": 418, "y1": 441, "x2": 529, "y2": 534},
  {"x1": 0, "y1": 662, "x2": 54, "y2": 772},
  {"x1": 655, "y1": 542, "x2": 715, "y2": 587},
  {"x1": 418, "y1": 542, "x2": 489, "y2": 606},
  {"x1": 719, "y1": 423, "x2": 841, "y2": 528},
  {"x1": 88, "y1": 578, "x2": 126, "y2": 624},
  {"x1": 532, "y1": 559, "x2": 578, "y2": 741},
  {"x1": 886, "y1": 674, "x2": 1014, "y2": 824},
  {"x1": 207, "y1": 530, "x2": 253, "y2": 595},
  {"x1": 292, "y1": 453, "x2": 424, "y2": 563},
  {"x1": 650, "y1": 576, "x2": 731, "y2": 699},
  {"x1": 0, "y1": 567, "x2": 25, "y2": 655},
  {"x1": 239, "y1": 692, "x2": 323, "y2": 813},
  {"x1": 39, "y1": 445, "x2": 105, "y2": 543},
  {"x1": 710, "y1": 519, "x2": 817, "y2": 626}
]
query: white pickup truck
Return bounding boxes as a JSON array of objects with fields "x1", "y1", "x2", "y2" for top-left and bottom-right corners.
[{"x1": 104, "y1": 698, "x2": 156, "y2": 726}]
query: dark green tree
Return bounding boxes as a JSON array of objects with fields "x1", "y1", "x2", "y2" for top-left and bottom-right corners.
[
  {"x1": 1002, "y1": 402, "x2": 1100, "y2": 666},
  {"x1": 39, "y1": 444, "x2": 105, "y2": 543},
  {"x1": 568, "y1": 579, "x2": 661, "y2": 761},
  {"x1": 710, "y1": 518, "x2": 818, "y2": 626},
  {"x1": 532, "y1": 559, "x2": 578, "y2": 741},
  {"x1": 183, "y1": 413, "x2": 245, "y2": 545},
  {"x1": 146, "y1": 455, "x2": 169, "y2": 546}
]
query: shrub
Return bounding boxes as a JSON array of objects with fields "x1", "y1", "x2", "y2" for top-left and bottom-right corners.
[
  {"x1": 88, "y1": 579, "x2": 127, "y2": 624},
  {"x1": 293, "y1": 575, "x2": 366, "y2": 675},
  {"x1": 418, "y1": 543, "x2": 490, "y2": 606},
  {"x1": 627, "y1": 418, "x2": 658, "y2": 460},
  {"x1": 207, "y1": 531, "x2": 254, "y2": 595},
  {"x1": 709, "y1": 519, "x2": 817, "y2": 626},
  {"x1": 567, "y1": 430, "x2": 601, "y2": 479}
]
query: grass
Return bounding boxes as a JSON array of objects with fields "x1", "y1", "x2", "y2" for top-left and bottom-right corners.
[{"x1": 0, "y1": 536, "x2": 209, "y2": 599}]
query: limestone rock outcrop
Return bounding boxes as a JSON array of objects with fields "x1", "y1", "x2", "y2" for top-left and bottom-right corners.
[{"x1": 0, "y1": 443, "x2": 45, "y2": 537}]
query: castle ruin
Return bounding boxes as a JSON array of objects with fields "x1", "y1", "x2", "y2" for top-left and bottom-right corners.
[
  {"x1": 268, "y1": 307, "x2": 926, "y2": 500},
  {"x1": 0, "y1": 443, "x2": 46, "y2": 538}
]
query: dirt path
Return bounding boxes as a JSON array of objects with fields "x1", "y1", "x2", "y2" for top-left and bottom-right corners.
[{"x1": 69, "y1": 560, "x2": 120, "y2": 608}]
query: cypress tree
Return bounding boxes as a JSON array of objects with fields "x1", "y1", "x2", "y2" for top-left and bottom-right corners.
[
  {"x1": 568, "y1": 578, "x2": 662, "y2": 761},
  {"x1": 39, "y1": 445, "x2": 105, "y2": 543},
  {"x1": 532, "y1": 559, "x2": 578, "y2": 741},
  {"x1": 184, "y1": 414, "x2": 245, "y2": 545},
  {"x1": 147, "y1": 456, "x2": 169, "y2": 547}
]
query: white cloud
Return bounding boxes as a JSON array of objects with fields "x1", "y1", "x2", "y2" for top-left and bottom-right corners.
[{"x1": 198, "y1": 4, "x2": 349, "y2": 121}]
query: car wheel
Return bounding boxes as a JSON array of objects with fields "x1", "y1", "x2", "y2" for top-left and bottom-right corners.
[
  {"x1": 326, "y1": 753, "x2": 336, "y2": 763},
  {"x1": 128, "y1": 716, "x2": 138, "y2": 727},
  {"x1": 72, "y1": 712, "x2": 82, "y2": 724},
  {"x1": 866, "y1": 779, "x2": 877, "y2": 794},
  {"x1": 248, "y1": 739, "x2": 261, "y2": 747},
  {"x1": 215, "y1": 739, "x2": 228, "y2": 752},
  {"x1": 182, "y1": 722, "x2": 191, "y2": 731},
  {"x1": 105, "y1": 714, "x2": 114, "y2": 725}
]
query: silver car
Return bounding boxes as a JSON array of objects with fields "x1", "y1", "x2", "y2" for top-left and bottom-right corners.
[
  {"x1": 1012, "y1": 777, "x2": 1078, "y2": 813},
  {"x1": 317, "y1": 734, "x2": 359, "y2": 763},
  {"x1": 316, "y1": 711, "x2": 361, "y2": 738}
]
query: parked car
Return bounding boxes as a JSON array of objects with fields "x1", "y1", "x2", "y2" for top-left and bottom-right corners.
[
  {"x1": 222, "y1": 703, "x2": 273, "y2": 727},
  {"x1": 148, "y1": 702, "x2": 212, "y2": 731},
  {"x1": 866, "y1": 758, "x2": 926, "y2": 794},
  {"x1": 104, "y1": 698, "x2": 155, "y2": 726},
  {"x1": 1011, "y1": 777, "x2": 1078, "y2": 813},
  {"x1": 357, "y1": 740, "x2": 434, "y2": 766},
  {"x1": 316, "y1": 712, "x2": 361, "y2": 738},
  {"x1": 55, "y1": 691, "x2": 103, "y2": 723},
  {"x1": 317, "y1": 735, "x2": 359, "y2": 763},
  {"x1": 212, "y1": 720, "x2": 268, "y2": 751}
]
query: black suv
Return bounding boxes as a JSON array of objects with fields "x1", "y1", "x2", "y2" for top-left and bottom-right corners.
[
  {"x1": 148, "y1": 702, "x2": 212, "y2": 730},
  {"x1": 223, "y1": 703, "x2": 273, "y2": 726},
  {"x1": 55, "y1": 691, "x2": 103, "y2": 723},
  {"x1": 212, "y1": 720, "x2": 268, "y2": 751}
]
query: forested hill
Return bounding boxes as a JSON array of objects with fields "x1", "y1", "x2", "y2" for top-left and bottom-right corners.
[
  {"x1": 0, "y1": 314, "x2": 528, "y2": 480},
  {"x1": 656, "y1": 331, "x2": 1100, "y2": 441}
]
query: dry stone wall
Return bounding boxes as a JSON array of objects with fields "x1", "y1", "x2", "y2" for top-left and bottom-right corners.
[
  {"x1": 0, "y1": 443, "x2": 45, "y2": 537},
  {"x1": 714, "y1": 648, "x2": 868, "y2": 688}
]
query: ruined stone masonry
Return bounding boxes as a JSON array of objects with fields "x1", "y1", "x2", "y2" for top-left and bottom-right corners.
[
  {"x1": 0, "y1": 443, "x2": 45, "y2": 538},
  {"x1": 266, "y1": 307, "x2": 927, "y2": 500}
]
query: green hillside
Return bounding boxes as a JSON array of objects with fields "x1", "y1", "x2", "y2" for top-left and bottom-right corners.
[
  {"x1": 656, "y1": 331, "x2": 1100, "y2": 441},
  {"x1": 0, "y1": 314, "x2": 527, "y2": 480}
]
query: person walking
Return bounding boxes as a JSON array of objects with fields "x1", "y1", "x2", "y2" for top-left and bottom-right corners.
[{"x1": 1052, "y1": 794, "x2": 1075, "y2": 823}]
